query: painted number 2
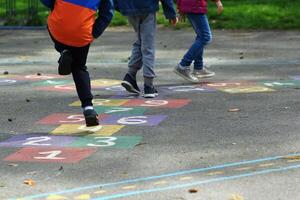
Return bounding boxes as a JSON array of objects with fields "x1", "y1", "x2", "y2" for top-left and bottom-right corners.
[
  {"x1": 23, "y1": 136, "x2": 52, "y2": 146},
  {"x1": 34, "y1": 150, "x2": 65, "y2": 160}
]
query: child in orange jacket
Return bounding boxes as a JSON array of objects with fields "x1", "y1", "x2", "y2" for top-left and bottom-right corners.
[{"x1": 41, "y1": 0, "x2": 114, "y2": 126}]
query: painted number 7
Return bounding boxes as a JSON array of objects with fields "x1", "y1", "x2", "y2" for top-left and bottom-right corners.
[{"x1": 87, "y1": 137, "x2": 117, "y2": 147}]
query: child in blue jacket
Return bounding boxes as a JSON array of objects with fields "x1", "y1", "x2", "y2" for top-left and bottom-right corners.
[
  {"x1": 114, "y1": 0, "x2": 177, "y2": 98},
  {"x1": 40, "y1": 0, "x2": 114, "y2": 126}
]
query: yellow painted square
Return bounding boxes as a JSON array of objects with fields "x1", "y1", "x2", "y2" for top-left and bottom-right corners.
[
  {"x1": 91, "y1": 79, "x2": 122, "y2": 87},
  {"x1": 69, "y1": 99, "x2": 129, "y2": 107},
  {"x1": 220, "y1": 86, "x2": 275, "y2": 94},
  {"x1": 51, "y1": 124, "x2": 124, "y2": 136}
]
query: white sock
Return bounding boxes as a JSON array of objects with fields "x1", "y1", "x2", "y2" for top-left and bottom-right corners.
[{"x1": 84, "y1": 106, "x2": 94, "y2": 111}]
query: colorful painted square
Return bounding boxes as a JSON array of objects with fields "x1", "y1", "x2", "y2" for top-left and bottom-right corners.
[
  {"x1": 13, "y1": 74, "x2": 63, "y2": 81},
  {"x1": 203, "y1": 81, "x2": 256, "y2": 89},
  {"x1": 70, "y1": 99, "x2": 129, "y2": 107},
  {"x1": 4, "y1": 147, "x2": 96, "y2": 163},
  {"x1": 70, "y1": 136, "x2": 142, "y2": 149},
  {"x1": 32, "y1": 80, "x2": 72, "y2": 87},
  {"x1": 162, "y1": 85, "x2": 216, "y2": 93},
  {"x1": 94, "y1": 106, "x2": 146, "y2": 115},
  {"x1": 51, "y1": 125, "x2": 124, "y2": 136},
  {"x1": 91, "y1": 79, "x2": 122, "y2": 88},
  {"x1": 36, "y1": 84, "x2": 76, "y2": 92},
  {"x1": 0, "y1": 134, "x2": 76, "y2": 147},
  {"x1": 123, "y1": 99, "x2": 191, "y2": 108},
  {"x1": 0, "y1": 79, "x2": 21, "y2": 86},
  {"x1": 290, "y1": 76, "x2": 300, "y2": 81},
  {"x1": 101, "y1": 115, "x2": 167, "y2": 126},
  {"x1": 102, "y1": 85, "x2": 126, "y2": 92},
  {"x1": 113, "y1": 89, "x2": 168, "y2": 99},
  {"x1": 36, "y1": 113, "x2": 108, "y2": 125},
  {"x1": 261, "y1": 80, "x2": 300, "y2": 88},
  {"x1": 220, "y1": 86, "x2": 275, "y2": 94}
]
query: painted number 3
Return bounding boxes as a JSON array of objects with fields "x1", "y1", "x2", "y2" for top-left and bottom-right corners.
[{"x1": 87, "y1": 137, "x2": 117, "y2": 147}]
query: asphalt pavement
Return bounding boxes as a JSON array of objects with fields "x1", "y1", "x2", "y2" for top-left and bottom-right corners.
[{"x1": 0, "y1": 28, "x2": 300, "y2": 200}]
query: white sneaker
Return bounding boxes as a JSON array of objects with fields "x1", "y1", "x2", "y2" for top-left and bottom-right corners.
[
  {"x1": 173, "y1": 64, "x2": 199, "y2": 83},
  {"x1": 193, "y1": 67, "x2": 215, "y2": 79}
]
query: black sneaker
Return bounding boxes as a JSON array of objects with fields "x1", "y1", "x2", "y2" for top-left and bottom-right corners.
[
  {"x1": 58, "y1": 50, "x2": 72, "y2": 75},
  {"x1": 83, "y1": 109, "x2": 99, "y2": 127},
  {"x1": 121, "y1": 73, "x2": 140, "y2": 94},
  {"x1": 143, "y1": 84, "x2": 158, "y2": 98}
]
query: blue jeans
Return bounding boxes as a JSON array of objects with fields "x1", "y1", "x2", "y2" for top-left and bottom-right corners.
[{"x1": 180, "y1": 14, "x2": 212, "y2": 70}]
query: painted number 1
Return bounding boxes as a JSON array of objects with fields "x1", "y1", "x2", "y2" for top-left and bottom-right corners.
[{"x1": 34, "y1": 150, "x2": 65, "y2": 160}]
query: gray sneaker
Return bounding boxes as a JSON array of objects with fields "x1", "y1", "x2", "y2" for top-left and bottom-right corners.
[
  {"x1": 193, "y1": 67, "x2": 215, "y2": 79},
  {"x1": 173, "y1": 64, "x2": 199, "y2": 83}
]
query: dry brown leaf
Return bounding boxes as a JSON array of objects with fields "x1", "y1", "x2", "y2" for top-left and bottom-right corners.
[
  {"x1": 230, "y1": 194, "x2": 244, "y2": 200},
  {"x1": 283, "y1": 156, "x2": 300, "y2": 160},
  {"x1": 228, "y1": 108, "x2": 240, "y2": 112},
  {"x1": 188, "y1": 188, "x2": 198, "y2": 193},
  {"x1": 24, "y1": 179, "x2": 36, "y2": 187}
]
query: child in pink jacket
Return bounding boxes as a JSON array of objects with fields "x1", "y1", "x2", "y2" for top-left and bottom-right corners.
[{"x1": 174, "y1": 0, "x2": 223, "y2": 83}]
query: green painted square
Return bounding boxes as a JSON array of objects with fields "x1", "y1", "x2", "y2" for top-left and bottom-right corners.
[
  {"x1": 261, "y1": 80, "x2": 300, "y2": 88},
  {"x1": 94, "y1": 106, "x2": 146, "y2": 115},
  {"x1": 70, "y1": 136, "x2": 143, "y2": 149},
  {"x1": 32, "y1": 80, "x2": 72, "y2": 86}
]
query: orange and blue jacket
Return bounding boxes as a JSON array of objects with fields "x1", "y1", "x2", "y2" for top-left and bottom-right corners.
[{"x1": 41, "y1": 0, "x2": 114, "y2": 47}]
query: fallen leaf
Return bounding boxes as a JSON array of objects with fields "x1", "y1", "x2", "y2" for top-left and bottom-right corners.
[
  {"x1": 230, "y1": 194, "x2": 244, "y2": 200},
  {"x1": 188, "y1": 188, "x2": 198, "y2": 193},
  {"x1": 283, "y1": 156, "x2": 300, "y2": 160},
  {"x1": 7, "y1": 163, "x2": 18, "y2": 167},
  {"x1": 24, "y1": 179, "x2": 36, "y2": 186},
  {"x1": 26, "y1": 171, "x2": 38, "y2": 175},
  {"x1": 228, "y1": 108, "x2": 240, "y2": 112},
  {"x1": 135, "y1": 142, "x2": 147, "y2": 147}
]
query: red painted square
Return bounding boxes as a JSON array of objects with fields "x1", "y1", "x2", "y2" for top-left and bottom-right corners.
[
  {"x1": 36, "y1": 85, "x2": 76, "y2": 92},
  {"x1": 123, "y1": 99, "x2": 191, "y2": 108},
  {"x1": 12, "y1": 74, "x2": 63, "y2": 81},
  {"x1": 36, "y1": 113, "x2": 108, "y2": 125},
  {"x1": 4, "y1": 147, "x2": 96, "y2": 163}
]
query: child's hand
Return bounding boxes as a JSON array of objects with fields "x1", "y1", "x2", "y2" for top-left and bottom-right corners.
[
  {"x1": 169, "y1": 17, "x2": 178, "y2": 27},
  {"x1": 216, "y1": 0, "x2": 223, "y2": 15}
]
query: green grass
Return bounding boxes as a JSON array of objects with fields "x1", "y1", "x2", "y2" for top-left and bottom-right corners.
[{"x1": 0, "y1": 0, "x2": 300, "y2": 29}]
